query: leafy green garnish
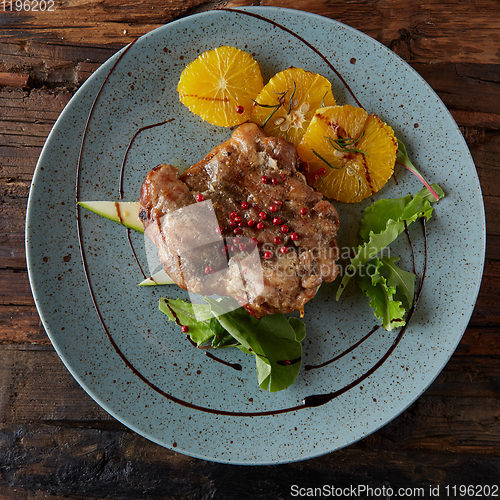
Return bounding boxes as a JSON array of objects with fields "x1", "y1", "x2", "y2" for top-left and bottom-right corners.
[
  {"x1": 159, "y1": 298, "x2": 234, "y2": 348},
  {"x1": 357, "y1": 257, "x2": 415, "y2": 331},
  {"x1": 336, "y1": 184, "x2": 445, "y2": 329},
  {"x1": 159, "y1": 297, "x2": 306, "y2": 392},
  {"x1": 336, "y1": 184, "x2": 444, "y2": 302}
]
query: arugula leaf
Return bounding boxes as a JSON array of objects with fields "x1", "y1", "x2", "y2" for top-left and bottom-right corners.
[
  {"x1": 357, "y1": 258, "x2": 407, "y2": 331},
  {"x1": 160, "y1": 296, "x2": 306, "y2": 392},
  {"x1": 336, "y1": 184, "x2": 444, "y2": 300}
]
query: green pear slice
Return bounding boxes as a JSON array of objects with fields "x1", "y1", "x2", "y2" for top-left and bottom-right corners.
[
  {"x1": 139, "y1": 269, "x2": 175, "y2": 286},
  {"x1": 78, "y1": 201, "x2": 144, "y2": 233}
]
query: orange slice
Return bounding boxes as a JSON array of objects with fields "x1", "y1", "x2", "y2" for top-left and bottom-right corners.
[
  {"x1": 297, "y1": 105, "x2": 397, "y2": 203},
  {"x1": 177, "y1": 46, "x2": 263, "y2": 127},
  {"x1": 250, "y1": 67, "x2": 336, "y2": 146}
]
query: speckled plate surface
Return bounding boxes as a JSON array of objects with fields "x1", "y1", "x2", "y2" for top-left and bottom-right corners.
[{"x1": 26, "y1": 7, "x2": 485, "y2": 465}]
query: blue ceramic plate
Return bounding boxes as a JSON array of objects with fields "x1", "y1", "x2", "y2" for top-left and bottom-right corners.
[{"x1": 26, "y1": 7, "x2": 485, "y2": 464}]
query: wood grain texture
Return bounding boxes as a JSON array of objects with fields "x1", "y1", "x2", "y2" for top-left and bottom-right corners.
[
  {"x1": 1, "y1": 1, "x2": 499, "y2": 497},
  {"x1": 0, "y1": 0, "x2": 499, "y2": 64}
]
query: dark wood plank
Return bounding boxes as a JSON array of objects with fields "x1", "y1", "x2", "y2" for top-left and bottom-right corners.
[
  {"x1": 0, "y1": 346, "x2": 113, "y2": 423},
  {"x1": 0, "y1": 306, "x2": 47, "y2": 344},
  {"x1": 0, "y1": 0, "x2": 499, "y2": 64},
  {"x1": 0, "y1": 422, "x2": 498, "y2": 499},
  {"x1": 0, "y1": 269, "x2": 32, "y2": 307},
  {"x1": 0, "y1": 72, "x2": 29, "y2": 87}
]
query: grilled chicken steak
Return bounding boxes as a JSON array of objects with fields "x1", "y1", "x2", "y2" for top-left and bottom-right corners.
[{"x1": 140, "y1": 123, "x2": 340, "y2": 318}]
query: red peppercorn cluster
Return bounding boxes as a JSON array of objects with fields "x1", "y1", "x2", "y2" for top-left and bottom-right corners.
[{"x1": 209, "y1": 174, "x2": 310, "y2": 265}]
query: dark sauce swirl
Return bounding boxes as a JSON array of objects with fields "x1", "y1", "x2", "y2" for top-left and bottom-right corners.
[{"x1": 76, "y1": 9, "x2": 425, "y2": 416}]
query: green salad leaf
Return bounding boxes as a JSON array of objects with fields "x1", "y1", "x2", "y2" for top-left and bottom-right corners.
[
  {"x1": 380, "y1": 256, "x2": 416, "y2": 309},
  {"x1": 336, "y1": 184, "x2": 444, "y2": 301},
  {"x1": 357, "y1": 257, "x2": 414, "y2": 331},
  {"x1": 336, "y1": 184, "x2": 444, "y2": 330},
  {"x1": 159, "y1": 298, "x2": 234, "y2": 348},
  {"x1": 160, "y1": 297, "x2": 306, "y2": 392}
]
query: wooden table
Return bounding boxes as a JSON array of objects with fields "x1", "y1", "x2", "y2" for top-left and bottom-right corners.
[{"x1": 1, "y1": 1, "x2": 499, "y2": 497}]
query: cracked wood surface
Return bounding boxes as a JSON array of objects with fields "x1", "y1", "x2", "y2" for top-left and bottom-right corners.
[{"x1": 1, "y1": 1, "x2": 499, "y2": 498}]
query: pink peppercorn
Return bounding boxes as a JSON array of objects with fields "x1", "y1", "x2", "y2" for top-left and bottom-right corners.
[
  {"x1": 269, "y1": 204, "x2": 277, "y2": 212},
  {"x1": 241, "y1": 201, "x2": 250, "y2": 209},
  {"x1": 291, "y1": 232, "x2": 299, "y2": 241},
  {"x1": 258, "y1": 211, "x2": 267, "y2": 220},
  {"x1": 256, "y1": 222, "x2": 265, "y2": 230},
  {"x1": 300, "y1": 207, "x2": 307, "y2": 216},
  {"x1": 280, "y1": 246, "x2": 289, "y2": 254},
  {"x1": 196, "y1": 194, "x2": 205, "y2": 202},
  {"x1": 272, "y1": 217, "x2": 282, "y2": 226},
  {"x1": 264, "y1": 251, "x2": 272, "y2": 259},
  {"x1": 181, "y1": 325, "x2": 189, "y2": 333},
  {"x1": 280, "y1": 224, "x2": 289, "y2": 233},
  {"x1": 273, "y1": 236, "x2": 282, "y2": 245}
]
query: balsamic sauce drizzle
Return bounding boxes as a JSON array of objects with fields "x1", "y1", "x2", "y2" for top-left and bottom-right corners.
[
  {"x1": 119, "y1": 119, "x2": 174, "y2": 199},
  {"x1": 119, "y1": 119, "x2": 176, "y2": 280},
  {"x1": 205, "y1": 352, "x2": 243, "y2": 371},
  {"x1": 126, "y1": 228, "x2": 147, "y2": 280},
  {"x1": 304, "y1": 325, "x2": 380, "y2": 371},
  {"x1": 75, "y1": 9, "x2": 427, "y2": 416}
]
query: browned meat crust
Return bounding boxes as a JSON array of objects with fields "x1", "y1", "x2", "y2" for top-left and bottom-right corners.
[{"x1": 140, "y1": 123, "x2": 340, "y2": 318}]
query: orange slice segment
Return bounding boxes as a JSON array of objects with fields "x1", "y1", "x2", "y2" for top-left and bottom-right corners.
[
  {"x1": 177, "y1": 46, "x2": 263, "y2": 127},
  {"x1": 250, "y1": 67, "x2": 336, "y2": 146},
  {"x1": 297, "y1": 105, "x2": 397, "y2": 203}
]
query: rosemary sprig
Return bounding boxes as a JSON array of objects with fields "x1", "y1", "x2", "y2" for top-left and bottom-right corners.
[
  {"x1": 253, "y1": 79, "x2": 300, "y2": 128},
  {"x1": 311, "y1": 149, "x2": 343, "y2": 170},
  {"x1": 253, "y1": 88, "x2": 289, "y2": 128},
  {"x1": 325, "y1": 131, "x2": 369, "y2": 156},
  {"x1": 320, "y1": 91, "x2": 328, "y2": 108},
  {"x1": 287, "y1": 80, "x2": 297, "y2": 114}
]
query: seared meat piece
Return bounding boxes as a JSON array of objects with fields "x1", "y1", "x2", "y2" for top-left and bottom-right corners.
[{"x1": 140, "y1": 123, "x2": 340, "y2": 318}]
